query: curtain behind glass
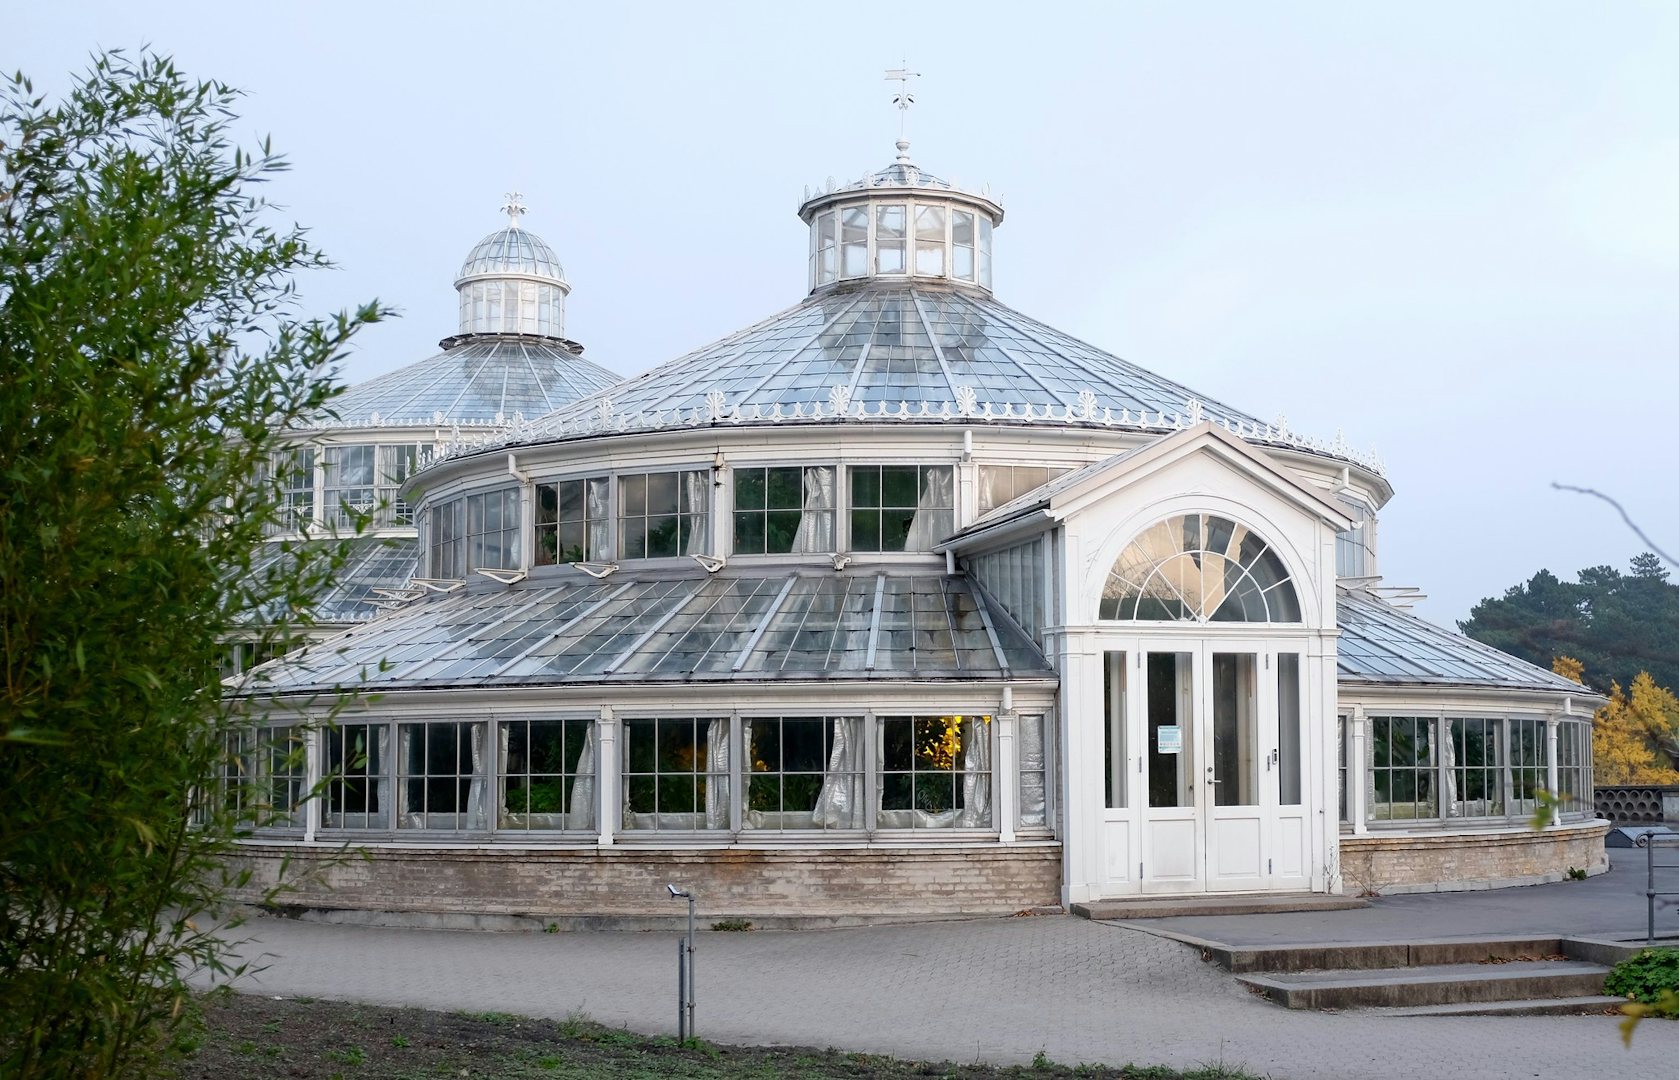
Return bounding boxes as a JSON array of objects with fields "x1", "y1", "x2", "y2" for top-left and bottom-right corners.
[
  {"x1": 586, "y1": 478, "x2": 612, "y2": 560},
  {"x1": 959, "y1": 716, "x2": 993, "y2": 828},
  {"x1": 683, "y1": 472, "x2": 710, "y2": 557},
  {"x1": 791, "y1": 466, "x2": 835, "y2": 553},
  {"x1": 569, "y1": 725, "x2": 596, "y2": 829},
  {"x1": 812, "y1": 717, "x2": 866, "y2": 828},
  {"x1": 704, "y1": 718, "x2": 731, "y2": 828},
  {"x1": 1018, "y1": 715, "x2": 1047, "y2": 828},
  {"x1": 903, "y1": 467, "x2": 954, "y2": 550},
  {"x1": 466, "y1": 723, "x2": 487, "y2": 831}
]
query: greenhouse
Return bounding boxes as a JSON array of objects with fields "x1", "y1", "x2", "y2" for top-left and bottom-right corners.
[{"x1": 231, "y1": 139, "x2": 1605, "y2": 921}]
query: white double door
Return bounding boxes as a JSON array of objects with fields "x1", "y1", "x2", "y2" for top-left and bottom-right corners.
[{"x1": 1104, "y1": 638, "x2": 1309, "y2": 894}]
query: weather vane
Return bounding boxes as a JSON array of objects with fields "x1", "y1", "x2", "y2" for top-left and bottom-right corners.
[
  {"x1": 501, "y1": 191, "x2": 527, "y2": 228},
  {"x1": 885, "y1": 66, "x2": 920, "y2": 143}
]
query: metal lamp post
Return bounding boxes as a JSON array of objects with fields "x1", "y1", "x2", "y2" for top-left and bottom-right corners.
[{"x1": 666, "y1": 884, "x2": 695, "y2": 1039}]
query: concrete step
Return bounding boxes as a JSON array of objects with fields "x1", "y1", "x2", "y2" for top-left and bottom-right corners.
[
  {"x1": 1364, "y1": 996, "x2": 1627, "y2": 1018},
  {"x1": 1237, "y1": 959, "x2": 1611, "y2": 1010},
  {"x1": 1071, "y1": 893, "x2": 1367, "y2": 921},
  {"x1": 1208, "y1": 935, "x2": 1570, "y2": 974}
]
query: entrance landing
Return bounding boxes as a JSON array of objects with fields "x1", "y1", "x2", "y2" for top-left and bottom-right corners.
[{"x1": 1070, "y1": 893, "x2": 1367, "y2": 920}]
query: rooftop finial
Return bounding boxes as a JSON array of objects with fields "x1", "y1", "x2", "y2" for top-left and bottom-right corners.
[
  {"x1": 885, "y1": 66, "x2": 920, "y2": 160},
  {"x1": 501, "y1": 191, "x2": 527, "y2": 228}
]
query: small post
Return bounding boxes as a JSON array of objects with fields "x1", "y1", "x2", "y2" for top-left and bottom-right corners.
[
  {"x1": 1648, "y1": 834, "x2": 1658, "y2": 947},
  {"x1": 675, "y1": 936, "x2": 687, "y2": 1039},
  {"x1": 667, "y1": 884, "x2": 696, "y2": 1040}
]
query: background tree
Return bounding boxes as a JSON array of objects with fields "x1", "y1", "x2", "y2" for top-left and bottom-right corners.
[
  {"x1": 0, "y1": 52, "x2": 383, "y2": 1077},
  {"x1": 1461, "y1": 553, "x2": 1679, "y2": 694}
]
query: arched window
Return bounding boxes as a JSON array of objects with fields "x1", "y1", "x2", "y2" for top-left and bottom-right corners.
[{"x1": 1099, "y1": 513, "x2": 1301, "y2": 622}]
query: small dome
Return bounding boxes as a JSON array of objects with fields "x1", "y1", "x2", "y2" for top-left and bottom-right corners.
[{"x1": 457, "y1": 226, "x2": 567, "y2": 284}]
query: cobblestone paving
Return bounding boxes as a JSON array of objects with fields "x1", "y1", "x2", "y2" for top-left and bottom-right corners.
[{"x1": 217, "y1": 914, "x2": 1679, "y2": 1080}]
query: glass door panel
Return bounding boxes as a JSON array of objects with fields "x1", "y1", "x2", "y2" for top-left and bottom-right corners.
[
  {"x1": 1147, "y1": 652, "x2": 1193, "y2": 808},
  {"x1": 1210, "y1": 653, "x2": 1258, "y2": 806}
]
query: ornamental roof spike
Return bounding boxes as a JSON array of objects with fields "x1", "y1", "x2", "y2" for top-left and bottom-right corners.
[
  {"x1": 1101, "y1": 407, "x2": 1114, "y2": 425},
  {"x1": 434, "y1": 410, "x2": 445, "y2": 425},
  {"x1": 1076, "y1": 389, "x2": 1098, "y2": 420},
  {"x1": 1186, "y1": 397, "x2": 1204, "y2": 425},
  {"x1": 829, "y1": 382, "x2": 854, "y2": 415},
  {"x1": 704, "y1": 389, "x2": 728, "y2": 422}
]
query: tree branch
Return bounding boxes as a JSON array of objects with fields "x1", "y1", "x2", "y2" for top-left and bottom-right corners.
[{"x1": 1552, "y1": 483, "x2": 1679, "y2": 571}]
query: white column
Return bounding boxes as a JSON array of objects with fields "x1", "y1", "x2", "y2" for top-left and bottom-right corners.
[
  {"x1": 596, "y1": 708, "x2": 617, "y2": 848},
  {"x1": 1545, "y1": 713, "x2": 1561, "y2": 828},
  {"x1": 996, "y1": 712, "x2": 1017, "y2": 843},
  {"x1": 1351, "y1": 706, "x2": 1368, "y2": 835},
  {"x1": 303, "y1": 723, "x2": 321, "y2": 844}
]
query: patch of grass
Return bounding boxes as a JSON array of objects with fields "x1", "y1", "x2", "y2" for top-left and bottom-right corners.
[
  {"x1": 179, "y1": 994, "x2": 1265, "y2": 1079},
  {"x1": 710, "y1": 918, "x2": 754, "y2": 932}
]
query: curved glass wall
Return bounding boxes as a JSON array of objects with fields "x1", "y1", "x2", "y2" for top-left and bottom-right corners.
[
  {"x1": 808, "y1": 199, "x2": 994, "y2": 290},
  {"x1": 1367, "y1": 714, "x2": 1593, "y2": 824},
  {"x1": 458, "y1": 278, "x2": 567, "y2": 337}
]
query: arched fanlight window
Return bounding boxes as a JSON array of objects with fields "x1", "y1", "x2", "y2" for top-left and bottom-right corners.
[{"x1": 1099, "y1": 514, "x2": 1301, "y2": 623}]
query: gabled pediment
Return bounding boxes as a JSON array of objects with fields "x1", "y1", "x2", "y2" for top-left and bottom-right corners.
[{"x1": 941, "y1": 422, "x2": 1353, "y2": 555}]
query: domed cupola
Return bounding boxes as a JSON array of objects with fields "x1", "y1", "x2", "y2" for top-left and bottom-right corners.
[
  {"x1": 798, "y1": 137, "x2": 1002, "y2": 294},
  {"x1": 452, "y1": 194, "x2": 572, "y2": 340}
]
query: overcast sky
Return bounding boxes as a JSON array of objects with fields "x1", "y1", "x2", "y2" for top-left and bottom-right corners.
[{"x1": 18, "y1": 2, "x2": 1679, "y2": 625}]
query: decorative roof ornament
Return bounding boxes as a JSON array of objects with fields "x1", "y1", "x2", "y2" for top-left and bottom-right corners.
[
  {"x1": 885, "y1": 65, "x2": 920, "y2": 146},
  {"x1": 500, "y1": 191, "x2": 527, "y2": 228}
]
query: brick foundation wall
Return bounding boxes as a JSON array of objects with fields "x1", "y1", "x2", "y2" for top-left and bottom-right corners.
[
  {"x1": 228, "y1": 842, "x2": 1063, "y2": 922},
  {"x1": 1339, "y1": 820, "x2": 1609, "y2": 895}
]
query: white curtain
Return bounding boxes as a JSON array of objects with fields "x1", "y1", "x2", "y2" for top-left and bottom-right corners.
[
  {"x1": 569, "y1": 725, "x2": 596, "y2": 829},
  {"x1": 704, "y1": 718, "x2": 731, "y2": 828},
  {"x1": 683, "y1": 472, "x2": 711, "y2": 557},
  {"x1": 496, "y1": 724, "x2": 512, "y2": 828},
  {"x1": 1018, "y1": 715, "x2": 1046, "y2": 828},
  {"x1": 958, "y1": 716, "x2": 993, "y2": 828},
  {"x1": 466, "y1": 723, "x2": 488, "y2": 831},
  {"x1": 976, "y1": 467, "x2": 1002, "y2": 515},
  {"x1": 738, "y1": 718, "x2": 754, "y2": 820},
  {"x1": 791, "y1": 466, "x2": 835, "y2": 553},
  {"x1": 395, "y1": 726, "x2": 419, "y2": 828},
  {"x1": 586, "y1": 478, "x2": 612, "y2": 560},
  {"x1": 812, "y1": 717, "x2": 866, "y2": 828},
  {"x1": 1441, "y1": 719, "x2": 1459, "y2": 816},
  {"x1": 903, "y1": 467, "x2": 955, "y2": 550}
]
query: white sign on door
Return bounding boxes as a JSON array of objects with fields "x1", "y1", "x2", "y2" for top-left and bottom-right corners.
[{"x1": 1157, "y1": 725, "x2": 1181, "y2": 754}]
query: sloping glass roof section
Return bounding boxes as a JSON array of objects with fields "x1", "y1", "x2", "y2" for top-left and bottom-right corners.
[
  {"x1": 239, "y1": 570, "x2": 1054, "y2": 694},
  {"x1": 323, "y1": 337, "x2": 620, "y2": 427},
  {"x1": 1337, "y1": 589, "x2": 1583, "y2": 693},
  {"x1": 458, "y1": 226, "x2": 566, "y2": 283},
  {"x1": 520, "y1": 283, "x2": 1265, "y2": 441},
  {"x1": 243, "y1": 535, "x2": 419, "y2": 626}
]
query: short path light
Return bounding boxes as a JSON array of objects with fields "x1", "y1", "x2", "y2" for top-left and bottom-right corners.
[{"x1": 666, "y1": 884, "x2": 696, "y2": 1039}]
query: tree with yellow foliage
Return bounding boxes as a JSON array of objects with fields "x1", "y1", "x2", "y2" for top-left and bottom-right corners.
[{"x1": 1560, "y1": 655, "x2": 1679, "y2": 784}]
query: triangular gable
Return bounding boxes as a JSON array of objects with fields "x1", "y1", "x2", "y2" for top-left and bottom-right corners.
[{"x1": 941, "y1": 422, "x2": 1353, "y2": 554}]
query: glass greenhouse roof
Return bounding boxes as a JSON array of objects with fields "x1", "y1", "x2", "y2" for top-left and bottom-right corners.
[
  {"x1": 1336, "y1": 589, "x2": 1584, "y2": 693},
  {"x1": 239, "y1": 570, "x2": 1054, "y2": 694},
  {"x1": 321, "y1": 337, "x2": 619, "y2": 427},
  {"x1": 458, "y1": 226, "x2": 566, "y2": 282},
  {"x1": 514, "y1": 282, "x2": 1281, "y2": 447},
  {"x1": 243, "y1": 535, "x2": 419, "y2": 626}
]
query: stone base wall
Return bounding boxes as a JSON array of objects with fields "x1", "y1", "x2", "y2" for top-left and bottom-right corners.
[
  {"x1": 1339, "y1": 820, "x2": 1610, "y2": 895},
  {"x1": 228, "y1": 842, "x2": 1063, "y2": 926}
]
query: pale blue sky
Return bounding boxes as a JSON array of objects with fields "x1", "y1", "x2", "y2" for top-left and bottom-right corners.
[{"x1": 17, "y1": 1, "x2": 1679, "y2": 625}]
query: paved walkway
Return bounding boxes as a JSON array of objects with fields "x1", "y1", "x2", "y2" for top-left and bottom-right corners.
[
  {"x1": 1127, "y1": 856, "x2": 1671, "y2": 947},
  {"x1": 213, "y1": 867, "x2": 1679, "y2": 1080}
]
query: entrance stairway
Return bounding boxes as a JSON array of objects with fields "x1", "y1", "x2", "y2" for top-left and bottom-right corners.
[{"x1": 1218, "y1": 936, "x2": 1632, "y2": 1016}]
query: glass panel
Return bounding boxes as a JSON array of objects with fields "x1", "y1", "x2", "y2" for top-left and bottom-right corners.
[
  {"x1": 1018, "y1": 713, "x2": 1048, "y2": 829},
  {"x1": 1147, "y1": 652, "x2": 1193, "y2": 808},
  {"x1": 979, "y1": 217, "x2": 993, "y2": 288},
  {"x1": 397, "y1": 721, "x2": 483, "y2": 830},
  {"x1": 1103, "y1": 513, "x2": 1300, "y2": 624},
  {"x1": 1211, "y1": 654, "x2": 1259, "y2": 807},
  {"x1": 1104, "y1": 652, "x2": 1127, "y2": 809},
  {"x1": 840, "y1": 207, "x2": 869, "y2": 277},
  {"x1": 499, "y1": 718, "x2": 594, "y2": 832},
  {"x1": 1449, "y1": 717, "x2": 1503, "y2": 817},
  {"x1": 914, "y1": 205, "x2": 945, "y2": 276},
  {"x1": 1278, "y1": 654, "x2": 1302, "y2": 805},
  {"x1": 324, "y1": 722, "x2": 388, "y2": 829},
  {"x1": 875, "y1": 203, "x2": 906, "y2": 274},
  {"x1": 621, "y1": 718, "x2": 729, "y2": 831},
  {"x1": 878, "y1": 714, "x2": 992, "y2": 829},
  {"x1": 1371, "y1": 716, "x2": 1436, "y2": 820}
]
